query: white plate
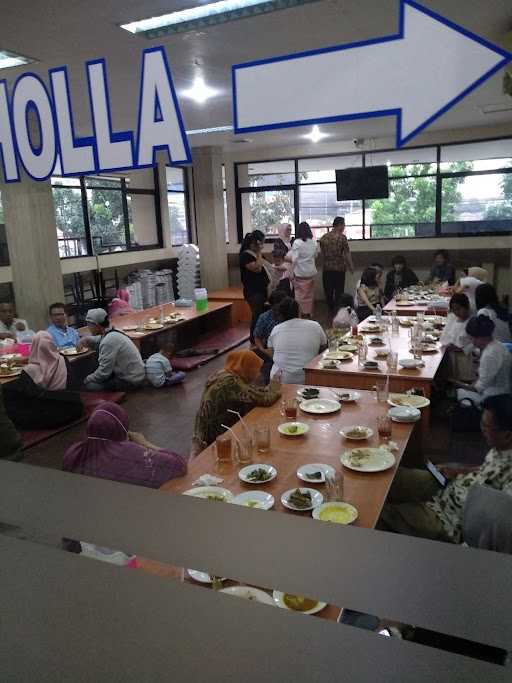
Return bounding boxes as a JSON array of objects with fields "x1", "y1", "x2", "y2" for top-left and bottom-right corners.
[
  {"x1": 319, "y1": 359, "x2": 341, "y2": 369},
  {"x1": 297, "y1": 388, "x2": 321, "y2": 399},
  {"x1": 59, "y1": 346, "x2": 88, "y2": 356},
  {"x1": 339, "y1": 425, "x2": 374, "y2": 441},
  {"x1": 312, "y1": 502, "x2": 358, "y2": 525},
  {"x1": 299, "y1": 399, "x2": 341, "y2": 415},
  {"x1": 232, "y1": 491, "x2": 275, "y2": 509},
  {"x1": 340, "y1": 448, "x2": 396, "y2": 473},
  {"x1": 296, "y1": 463, "x2": 335, "y2": 484},
  {"x1": 183, "y1": 486, "x2": 234, "y2": 502},
  {"x1": 238, "y1": 464, "x2": 277, "y2": 484},
  {"x1": 273, "y1": 591, "x2": 327, "y2": 615},
  {"x1": 335, "y1": 343, "x2": 358, "y2": 352},
  {"x1": 187, "y1": 569, "x2": 226, "y2": 584},
  {"x1": 388, "y1": 406, "x2": 421, "y2": 423},
  {"x1": 281, "y1": 487, "x2": 323, "y2": 511},
  {"x1": 330, "y1": 390, "x2": 360, "y2": 402},
  {"x1": 323, "y1": 351, "x2": 353, "y2": 361},
  {"x1": 387, "y1": 394, "x2": 430, "y2": 409},
  {"x1": 219, "y1": 586, "x2": 275, "y2": 606},
  {"x1": 399, "y1": 358, "x2": 420, "y2": 369},
  {"x1": 278, "y1": 421, "x2": 310, "y2": 437}
]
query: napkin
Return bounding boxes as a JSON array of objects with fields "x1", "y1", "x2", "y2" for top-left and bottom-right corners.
[{"x1": 192, "y1": 474, "x2": 223, "y2": 487}]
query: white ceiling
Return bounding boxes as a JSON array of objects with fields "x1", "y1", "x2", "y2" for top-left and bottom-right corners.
[{"x1": 0, "y1": 0, "x2": 511, "y2": 152}]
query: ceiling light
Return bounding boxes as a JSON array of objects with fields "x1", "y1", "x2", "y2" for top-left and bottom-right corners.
[
  {"x1": 0, "y1": 49, "x2": 34, "y2": 70},
  {"x1": 181, "y1": 76, "x2": 219, "y2": 104},
  {"x1": 186, "y1": 125, "x2": 233, "y2": 135},
  {"x1": 120, "y1": 0, "x2": 323, "y2": 37},
  {"x1": 304, "y1": 125, "x2": 327, "y2": 143},
  {"x1": 479, "y1": 103, "x2": 512, "y2": 114}
]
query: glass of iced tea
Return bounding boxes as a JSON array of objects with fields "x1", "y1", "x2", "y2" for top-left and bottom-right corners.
[
  {"x1": 253, "y1": 425, "x2": 271, "y2": 454},
  {"x1": 236, "y1": 436, "x2": 253, "y2": 465},
  {"x1": 377, "y1": 415, "x2": 392, "y2": 441},
  {"x1": 214, "y1": 433, "x2": 232, "y2": 465},
  {"x1": 281, "y1": 398, "x2": 298, "y2": 420}
]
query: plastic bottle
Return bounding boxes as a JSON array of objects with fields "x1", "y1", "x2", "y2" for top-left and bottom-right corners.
[
  {"x1": 391, "y1": 311, "x2": 399, "y2": 336},
  {"x1": 350, "y1": 308, "x2": 359, "y2": 337},
  {"x1": 375, "y1": 304, "x2": 382, "y2": 322},
  {"x1": 194, "y1": 288, "x2": 208, "y2": 313}
]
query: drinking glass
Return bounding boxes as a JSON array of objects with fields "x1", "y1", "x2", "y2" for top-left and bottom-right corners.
[
  {"x1": 375, "y1": 379, "x2": 388, "y2": 403},
  {"x1": 387, "y1": 352, "x2": 398, "y2": 373},
  {"x1": 412, "y1": 340, "x2": 423, "y2": 362},
  {"x1": 236, "y1": 437, "x2": 253, "y2": 465},
  {"x1": 357, "y1": 343, "x2": 368, "y2": 368},
  {"x1": 214, "y1": 433, "x2": 232, "y2": 465},
  {"x1": 281, "y1": 398, "x2": 298, "y2": 420},
  {"x1": 325, "y1": 472, "x2": 344, "y2": 501},
  {"x1": 377, "y1": 415, "x2": 392, "y2": 441},
  {"x1": 254, "y1": 425, "x2": 271, "y2": 454},
  {"x1": 328, "y1": 337, "x2": 339, "y2": 352}
]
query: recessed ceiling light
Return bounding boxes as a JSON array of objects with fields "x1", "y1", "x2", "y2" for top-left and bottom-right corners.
[
  {"x1": 304, "y1": 125, "x2": 328, "y2": 143},
  {"x1": 181, "y1": 76, "x2": 219, "y2": 104},
  {"x1": 479, "y1": 103, "x2": 512, "y2": 114},
  {"x1": 186, "y1": 125, "x2": 233, "y2": 135},
  {"x1": 0, "y1": 49, "x2": 35, "y2": 70},
  {"x1": 120, "y1": 0, "x2": 323, "y2": 37}
]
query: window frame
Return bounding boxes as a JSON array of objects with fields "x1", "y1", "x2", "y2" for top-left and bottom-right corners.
[
  {"x1": 52, "y1": 167, "x2": 164, "y2": 259},
  {"x1": 234, "y1": 136, "x2": 512, "y2": 243},
  {"x1": 167, "y1": 166, "x2": 192, "y2": 247}
]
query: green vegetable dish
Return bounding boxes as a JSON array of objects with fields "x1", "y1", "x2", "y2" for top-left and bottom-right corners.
[
  {"x1": 247, "y1": 468, "x2": 272, "y2": 482},
  {"x1": 288, "y1": 489, "x2": 312, "y2": 509}
]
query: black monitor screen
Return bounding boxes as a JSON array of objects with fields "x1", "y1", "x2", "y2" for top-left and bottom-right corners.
[{"x1": 336, "y1": 166, "x2": 389, "y2": 200}]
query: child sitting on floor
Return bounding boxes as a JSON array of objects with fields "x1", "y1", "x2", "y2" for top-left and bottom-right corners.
[
  {"x1": 146, "y1": 342, "x2": 186, "y2": 388},
  {"x1": 332, "y1": 294, "x2": 358, "y2": 331}
]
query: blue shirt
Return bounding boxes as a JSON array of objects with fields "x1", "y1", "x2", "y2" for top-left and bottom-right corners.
[
  {"x1": 254, "y1": 309, "x2": 278, "y2": 347},
  {"x1": 47, "y1": 323, "x2": 80, "y2": 349},
  {"x1": 145, "y1": 352, "x2": 172, "y2": 388}
]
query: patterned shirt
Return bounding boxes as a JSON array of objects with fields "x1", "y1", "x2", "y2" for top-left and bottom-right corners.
[
  {"x1": 319, "y1": 230, "x2": 350, "y2": 271},
  {"x1": 426, "y1": 448, "x2": 512, "y2": 542}
]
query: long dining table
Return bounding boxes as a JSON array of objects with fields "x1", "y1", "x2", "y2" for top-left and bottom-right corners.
[
  {"x1": 384, "y1": 297, "x2": 449, "y2": 316},
  {"x1": 141, "y1": 384, "x2": 416, "y2": 621}
]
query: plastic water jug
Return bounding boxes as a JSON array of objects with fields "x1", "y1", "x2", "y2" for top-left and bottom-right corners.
[{"x1": 194, "y1": 288, "x2": 208, "y2": 313}]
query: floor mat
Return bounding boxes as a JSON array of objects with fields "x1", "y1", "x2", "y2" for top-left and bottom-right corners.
[
  {"x1": 21, "y1": 391, "x2": 126, "y2": 450},
  {"x1": 172, "y1": 325, "x2": 250, "y2": 371}
]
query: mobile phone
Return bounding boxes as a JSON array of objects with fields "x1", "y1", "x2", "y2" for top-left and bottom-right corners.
[{"x1": 425, "y1": 459, "x2": 447, "y2": 488}]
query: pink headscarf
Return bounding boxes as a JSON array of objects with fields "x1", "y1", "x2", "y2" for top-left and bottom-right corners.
[
  {"x1": 24, "y1": 331, "x2": 67, "y2": 391},
  {"x1": 63, "y1": 402, "x2": 187, "y2": 488}
]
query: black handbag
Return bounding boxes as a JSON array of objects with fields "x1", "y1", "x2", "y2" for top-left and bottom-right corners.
[{"x1": 450, "y1": 397, "x2": 482, "y2": 433}]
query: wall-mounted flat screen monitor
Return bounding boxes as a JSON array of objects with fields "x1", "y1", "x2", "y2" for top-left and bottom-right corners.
[{"x1": 336, "y1": 166, "x2": 389, "y2": 200}]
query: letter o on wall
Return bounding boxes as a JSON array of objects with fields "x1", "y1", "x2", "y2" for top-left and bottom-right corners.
[{"x1": 12, "y1": 74, "x2": 57, "y2": 180}]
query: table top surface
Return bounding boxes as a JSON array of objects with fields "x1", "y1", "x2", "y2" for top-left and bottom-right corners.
[
  {"x1": 384, "y1": 297, "x2": 449, "y2": 315},
  {"x1": 305, "y1": 316, "x2": 446, "y2": 382},
  {"x1": 208, "y1": 286, "x2": 245, "y2": 300}
]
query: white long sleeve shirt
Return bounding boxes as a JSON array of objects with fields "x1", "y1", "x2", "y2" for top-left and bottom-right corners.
[
  {"x1": 475, "y1": 340, "x2": 512, "y2": 398},
  {"x1": 440, "y1": 313, "x2": 473, "y2": 355},
  {"x1": 477, "y1": 307, "x2": 511, "y2": 343}
]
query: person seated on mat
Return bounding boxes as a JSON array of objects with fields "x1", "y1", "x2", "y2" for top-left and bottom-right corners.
[
  {"x1": 455, "y1": 315, "x2": 512, "y2": 404},
  {"x1": 0, "y1": 385, "x2": 23, "y2": 460},
  {"x1": 475, "y1": 283, "x2": 511, "y2": 343},
  {"x1": 357, "y1": 267, "x2": 384, "y2": 321},
  {"x1": 0, "y1": 301, "x2": 28, "y2": 340},
  {"x1": 379, "y1": 394, "x2": 512, "y2": 543},
  {"x1": 454, "y1": 266, "x2": 488, "y2": 312},
  {"x1": 79, "y1": 308, "x2": 145, "y2": 392},
  {"x1": 384, "y1": 255, "x2": 418, "y2": 302},
  {"x1": 3, "y1": 331, "x2": 83, "y2": 430},
  {"x1": 145, "y1": 341, "x2": 186, "y2": 388},
  {"x1": 46, "y1": 302, "x2": 81, "y2": 349},
  {"x1": 192, "y1": 350, "x2": 281, "y2": 456},
  {"x1": 332, "y1": 293, "x2": 358, "y2": 331},
  {"x1": 429, "y1": 249, "x2": 456, "y2": 286},
  {"x1": 439, "y1": 293, "x2": 474, "y2": 382},
  {"x1": 253, "y1": 289, "x2": 287, "y2": 383},
  {"x1": 267, "y1": 297, "x2": 327, "y2": 385},
  {"x1": 63, "y1": 401, "x2": 187, "y2": 488}
]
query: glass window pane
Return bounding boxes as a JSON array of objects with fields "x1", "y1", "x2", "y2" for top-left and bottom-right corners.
[
  {"x1": 366, "y1": 176, "x2": 436, "y2": 238},
  {"x1": 441, "y1": 171, "x2": 512, "y2": 234},
  {"x1": 52, "y1": 186, "x2": 89, "y2": 257},
  {"x1": 299, "y1": 184, "x2": 362, "y2": 239},
  {"x1": 241, "y1": 189, "x2": 294, "y2": 236},
  {"x1": 238, "y1": 161, "x2": 294, "y2": 188},
  {"x1": 366, "y1": 148, "x2": 437, "y2": 177},
  {"x1": 86, "y1": 188, "x2": 127, "y2": 253},
  {"x1": 168, "y1": 192, "x2": 189, "y2": 246},
  {"x1": 51, "y1": 176, "x2": 81, "y2": 188},
  {"x1": 126, "y1": 194, "x2": 158, "y2": 246},
  {"x1": 440, "y1": 140, "x2": 512, "y2": 172},
  {"x1": 298, "y1": 155, "x2": 363, "y2": 183},
  {"x1": 85, "y1": 176, "x2": 122, "y2": 189},
  {"x1": 166, "y1": 166, "x2": 185, "y2": 192}
]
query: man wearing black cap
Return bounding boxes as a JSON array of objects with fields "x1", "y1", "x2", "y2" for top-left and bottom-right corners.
[{"x1": 79, "y1": 308, "x2": 145, "y2": 391}]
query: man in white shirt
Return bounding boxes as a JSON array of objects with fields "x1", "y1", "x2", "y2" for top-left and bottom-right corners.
[
  {"x1": 0, "y1": 302, "x2": 28, "y2": 340},
  {"x1": 267, "y1": 298, "x2": 327, "y2": 384}
]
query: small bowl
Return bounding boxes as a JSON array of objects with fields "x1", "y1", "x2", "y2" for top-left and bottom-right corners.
[{"x1": 399, "y1": 358, "x2": 420, "y2": 369}]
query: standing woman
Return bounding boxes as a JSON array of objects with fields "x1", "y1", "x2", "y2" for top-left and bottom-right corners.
[
  {"x1": 239, "y1": 230, "x2": 269, "y2": 342},
  {"x1": 286, "y1": 221, "x2": 319, "y2": 317},
  {"x1": 273, "y1": 223, "x2": 293, "y2": 256}
]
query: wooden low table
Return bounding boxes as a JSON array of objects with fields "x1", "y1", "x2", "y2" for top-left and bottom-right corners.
[
  {"x1": 148, "y1": 384, "x2": 416, "y2": 621},
  {"x1": 208, "y1": 286, "x2": 251, "y2": 325},
  {"x1": 384, "y1": 297, "x2": 449, "y2": 316}
]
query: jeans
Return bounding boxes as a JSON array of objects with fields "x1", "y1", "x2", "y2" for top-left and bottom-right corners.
[{"x1": 322, "y1": 270, "x2": 346, "y2": 314}]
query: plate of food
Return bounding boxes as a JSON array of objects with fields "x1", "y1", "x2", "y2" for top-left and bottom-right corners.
[
  {"x1": 182, "y1": 486, "x2": 234, "y2": 502},
  {"x1": 387, "y1": 393, "x2": 430, "y2": 409},
  {"x1": 334, "y1": 343, "x2": 358, "y2": 352},
  {"x1": 340, "y1": 448, "x2": 395, "y2": 473},
  {"x1": 232, "y1": 491, "x2": 275, "y2": 509},
  {"x1": 220, "y1": 586, "x2": 275, "y2": 606},
  {"x1": 369, "y1": 336, "x2": 385, "y2": 346},
  {"x1": 399, "y1": 318, "x2": 414, "y2": 327},
  {"x1": 187, "y1": 569, "x2": 226, "y2": 584},
  {"x1": 361, "y1": 324, "x2": 382, "y2": 333},
  {"x1": 396, "y1": 301, "x2": 412, "y2": 307},
  {"x1": 238, "y1": 464, "x2": 277, "y2": 484},
  {"x1": 299, "y1": 398, "x2": 341, "y2": 415},
  {"x1": 0, "y1": 364, "x2": 22, "y2": 378},
  {"x1": 312, "y1": 502, "x2": 358, "y2": 525},
  {"x1": 339, "y1": 425, "x2": 374, "y2": 441},
  {"x1": 374, "y1": 349, "x2": 390, "y2": 359},
  {"x1": 273, "y1": 591, "x2": 327, "y2": 615},
  {"x1": 296, "y1": 463, "x2": 335, "y2": 484},
  {"x1": 323, "y1": 350, "x2": 353, "y2": 361},
  {"x1": 330, "y1": 390, "x2": 360, "y2": 402},
  {"x1": 399, "y1": 358, "x2": 421, "y2": 369},
  {"x1": 362, "y1": 360, "x2": 379, "y2": 370},
  {"x1": 278, "y1": 422, "x2": 310, "y2": 437},
  {"x1": 388, "y1": 406, "x2": 421, "y2": 423},
  {"x1": 297, "y1": 387, "x2": 320, "y2": 400},
  {"x1": 144, "y1": 322, "x2": 164, "y2": 330},
  {"x1": 281, "y1": 487, "x2": 323, "y2": 511},
  {"x1": 319, "y1": 359, "x2": 341, "y2": 370},
  {"x1": 59, "y1": 346, "x2": 88, "y2": 356}
]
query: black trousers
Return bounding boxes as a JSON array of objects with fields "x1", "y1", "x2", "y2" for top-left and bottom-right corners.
[
  {"x1": 245, "y1": 291, "x2": 267, "y2": 343},
  {"x1": 322, "y1": 270, "x2": 346, "y2": 314}
]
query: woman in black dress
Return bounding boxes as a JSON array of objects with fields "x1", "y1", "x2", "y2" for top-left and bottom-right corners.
[{"x1": 239, "y1": 230, "x2": 268, "y2": 342}]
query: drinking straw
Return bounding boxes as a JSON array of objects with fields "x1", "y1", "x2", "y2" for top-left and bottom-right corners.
[
  {"x1": 221, "y1": 424, "x2": 243, "y2": 449},
  {"x1": 227, "y1": 409, "x2": 251, "y2": 436}
]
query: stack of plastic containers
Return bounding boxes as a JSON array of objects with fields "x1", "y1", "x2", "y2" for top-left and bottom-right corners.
[{"x1": 177, "y1": 244, "x2": 201, "y2": 301}]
